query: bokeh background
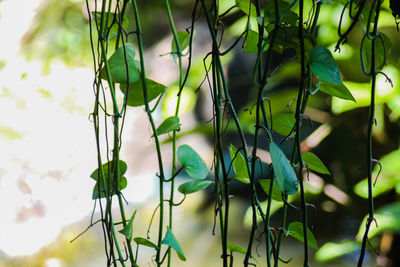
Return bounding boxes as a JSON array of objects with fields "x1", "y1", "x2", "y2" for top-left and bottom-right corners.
[{"x1": 0, "y1": 0, "x2": 399, "y2": 266}]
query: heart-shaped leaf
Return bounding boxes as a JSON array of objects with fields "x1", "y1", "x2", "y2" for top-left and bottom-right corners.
[
  {"x1": 362, "y1": 32, "x2": 392, "y2": 70},
  {"x1": 90, "y1": 160, "x2": 128, "y2": 199},
  {"x1": 161, "y1": 228, "x2": 186, "y2": 261},
  {"x1": 120, "y1": 78, "x2": 167, "y2": 107},
  {"x1": 178, "y1": 180, "x2": 213, "y2": 194},
  {"x1": 318, "y1": 80, "x2": 356, "y2": 102},
  {"x1": 177, "y1": 145, "x2": 208, "y2": 179},
  {"x1": 302, "y1": 152, "x2": 330, "y2": 175},
  {"x1": 155, "y1": 116, "x2": 181, "y2": 136},
  {"x1": 228, "y1": 144, "x2": 250, "y2": 184},
  {"x1": 287, "y1": 222, "x2": 318, "y2": 250},
  {"x1": 310, "y1": 46, "x2": 342, "y2": 85},
  {"x1": 269, "y1": 141, "x2": 298, "y2": 195},
  {"x1": 134, "y1": 237, "x2": 159, "y2": 249},
  {"x1": 100, "y1": 45, "x2": 140, "y2": 84},
  {"x1": 119, "y1": 210, "x2": 137, "y2": 242}
]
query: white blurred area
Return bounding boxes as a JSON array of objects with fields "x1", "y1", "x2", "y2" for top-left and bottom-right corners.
[{"x1": 0, "y1": 0, "x2": 153, "y2": 258}]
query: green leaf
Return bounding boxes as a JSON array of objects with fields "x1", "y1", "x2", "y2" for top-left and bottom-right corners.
[
  {"x1": 90, "y1": 160, "x2": 128, "y2": 181},
  {"x1": 263, "y1": 0, "x2": 298, "y2": 26},
  {"x1": 243, "y1": 30, "x2": 268, "y2": 53},
  {"x1": 90, "y1": 160, "x2": 128, "y2": 199},
  {"x1": 218, "y1": 0, "x2": 236, "y2": 14},
  {"x1": 318, "y1": 80, "x2": 356, "y2": 102},
  {"x1": 302, "y1": 152, "x2": 330, "y2": 175},
  {"x1": 120, "y1": 78, "x2": 167, "y2": 107},
  {"x1": 228, "y1": 144, "x2": 250, "y2": 184},
  {"x1": 272, "y1": 113, "x2": 296, "y2": 137},
  {"x1": 178, "y1": 180, "x2": 214, "y2": 194},
  {"x1": 119, "y1": 210, "x2": 137, "y2": 242},
  {"x1": 92, "y1": 176, "x2": 127, "y2": 199},
  {"x1": 227, "y1": 243, "x2": 247, "y2": 254},
  {"x1": 161, "y1": 227, "x2": 186, "y2": 261},
  {"x1": 100, "y1": 45, "x2": 140, "y2": 84},
  {"x1": 91, "y1": 12, "x2": 129, "y2": 41},
  {"x1": 227, "y1": 243, "x2": 259, "y2": 264},
  {"x1": 310, "y1": 46, "x2": 342, "y2": 85},
  {"x1": 356, "y1": 202, "x2": 400, "y2": 241},
  {"x1": 171, "y1": 31, "x2": 191, "y2": 62},
  {"x1": 362, "y1": 32, "x2": 392, "y2": 70},
  {"x1": 315, "y1": 241, "x2": 359, "y2": 262},
  {"x1": 155, "y1": 116, "x2": 181, "y2": 136},
  {"x1": 259, "y1": 179, "x2": 283, "y2": 202},
  {"x1": 134, "y1": 237, "x2": 159, "y2": 249},
  {"x1": 235, "y1": 0, "x2": 257, "y2": 17},
  {"x1": 269, "y1": 141, "x2": 298, "y2": 195},
  {"x1": 177, "y1": 145, "x2": 208, "y2": 179},
  {"x1": 287, "y1": 222, "x2": 318, "y2": 250}
]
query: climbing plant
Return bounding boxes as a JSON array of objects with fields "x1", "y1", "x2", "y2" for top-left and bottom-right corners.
[{"x1": 81, "y1": 0, "x2": 399, "y2": 266}]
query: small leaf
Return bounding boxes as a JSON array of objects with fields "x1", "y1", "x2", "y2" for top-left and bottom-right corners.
[
  {"x1": 100, "y1": 45, "x2": 140, "y2": 84},
  {"x1": 134, "y1": 237, "x2": 159, "y2": 249},
  {"x1": 272, "y1": 113, "x2": 296, "y2": 137},
  {"x1": 310, "y1": 46, "x2": 342, "y2": 85},
  {"x1": 177, "y1": 145, "x2": 208, "y2": 179},
  {"x1": 90, "y1": 160, "x2": 127, "y2": 181},
  {"x1": 302, "y1": 152, "x2": 331, "y2": 175},
  {"x1": 155, "y1": 116, "x2": 181, "y2": 136},
  {"x1": 161, "y1": 227, "x2": 186, "y2": 261},
  {"x1": 269, "y1": 141, "x2": 298, "y2": 195},
  {"x1": 318, "y1": 80, "x2": 356, "y2": 102},
  {"x1": 315, "y1": 241, "x2": 359, "y2": 262},
  {"x1": 90, "y1": 160, "x2": 128, "y2": 199},
  {"x1": 120, "y1": 78, "x2": 167, "y2": 107},
  {"x1": 171, "y1": 31, "x2": 191, "y2": 62},
  {"x1": 228, "y1": 144, "x2": 250, "y2": 184},
  {"x1": 119, "y1": 210, "x2": 137, "y2": 242},
  {"x1": 178, "y1": 180, "x2": 213, "y2": 194},
  {"x1": 235, "y1": 0, "x2": 257, "y2": 17},
  {"x1": 287, "y1": 222, "x2": 318, "y2": 250},
  {"x1": 259, "y1": 179, "x2": 283, "y2": 202}
]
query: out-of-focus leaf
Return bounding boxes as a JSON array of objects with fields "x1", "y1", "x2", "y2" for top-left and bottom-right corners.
[
  {"x1": 228, "y1": 144, "x2": 250, "y2": 183},
  {"x1": 259, "y1": 179, "x2": 283, "y2": 202},
  {"x1": 362, "y1": 32, "x2": 392, "y2": 70},
  {"x1": 356, "y1": 202, "x2": 400, "y2": 241},
  {"x1": 235, "y1": 0, "x2": 257, "y2": 17},
  {"x1": 315, "y1": 241, "x2": 359, "y2": 262},
  {"x1": 272, "y1": 113, "x2": 296, "y2": 137},
  {"x1": 120, "y1": 78, "x2": 167, "y2": 107},
  {"x1": 171, "y1": 31, "x2": 191, "y2": 62}
]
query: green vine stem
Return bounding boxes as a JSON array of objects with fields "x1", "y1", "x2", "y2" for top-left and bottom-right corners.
[
  {"x1": 357, "y1": 0, "x2": 382, "y2": 265},
  {"x1": 131, "y1": 1, "x2": 167, "y2": 265}
]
